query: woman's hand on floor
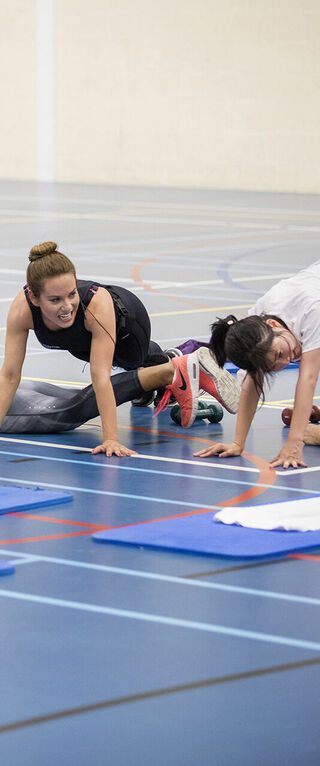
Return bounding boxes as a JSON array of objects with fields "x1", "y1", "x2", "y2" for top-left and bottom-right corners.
[
  {"x1": 194, "y1": 441, "x2": 243, "y2": 459},
  {"x1": 270, "y1": 439, "x2": 306, "y2": 469},
  {"x1": 92, "y1": 439, "x2": 138, "y2": 457}
]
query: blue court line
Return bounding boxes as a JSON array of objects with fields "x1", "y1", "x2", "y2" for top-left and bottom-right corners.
[
  {"x1": 0, "y1": 587, "x2": 319, "y2": 652},
  {"x1": 0, "y1": 449, "x2": 319, "y2": 497},
  {"x1": 1, "y1": 549, "x2": 320, "y2": 608}
]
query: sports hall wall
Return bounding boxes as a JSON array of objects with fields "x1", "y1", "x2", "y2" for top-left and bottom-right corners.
[{"x1": 1, "y1": 0, "x2": 319, "y2": 192}]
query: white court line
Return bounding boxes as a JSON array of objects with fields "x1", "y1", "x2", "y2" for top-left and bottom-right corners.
[
  {"x1": 0, "y1": 434, "x2": 318, "y2": 476},
  {"x1": 281, "y1": 466, "x2": 320, "y2": 476},
  {"x1": 0, "y1": 588, "x2": 319, "y2": 651},
  {"x1": 1, "y1": 549, "x2": 319, "y2": 607},
  {"x1": 0, "y1": 436, "x2": 260, "y2": 473},
  {"x1": 0, "y1": 195, "x2": 320, "y2": 217}
]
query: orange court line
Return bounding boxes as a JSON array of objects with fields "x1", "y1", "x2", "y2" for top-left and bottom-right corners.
[
  {"x1": 0, "y1": 530, "x2": 98, "y2": 545},
  {"x1": 7, "y1": 512, "x2": 108, "y2": 529},
  {"x1": 289, "y1": 553, "x2": 320, "y2": 562}
]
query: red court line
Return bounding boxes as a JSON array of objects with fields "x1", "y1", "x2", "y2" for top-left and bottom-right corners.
[
  {"x1": 7, "y1": 512, "x2": 107, "y2": 529},
  {"x1": 0, "y1": 530, "x2": 97, "y2": 545},
  {"x1": 289, "y1": 553, "x2": 320, "y2": 562}
]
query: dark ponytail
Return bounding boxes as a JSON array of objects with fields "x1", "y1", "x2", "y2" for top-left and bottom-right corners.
[
  {"x1": 209, "y1": 315, "x2": 238, "y2": 367},
  {"x1": 209, "y1": 314, "x2": 277, "y2": 399}
]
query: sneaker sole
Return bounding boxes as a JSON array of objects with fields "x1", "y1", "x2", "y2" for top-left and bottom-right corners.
[
  {"x1": 198, "y1": 347, "x2": 240, "y2": 414},
  {"x1": 173, "y1": 351, "x2": 199, "y2": 428},
  {"x1": 184, "y1": 351, "x2": 200, "y2": 427}
]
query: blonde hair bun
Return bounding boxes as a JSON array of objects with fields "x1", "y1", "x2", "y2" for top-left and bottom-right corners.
[{"x1": 29, "y1": 242, "x2": 58, "y2": 262}]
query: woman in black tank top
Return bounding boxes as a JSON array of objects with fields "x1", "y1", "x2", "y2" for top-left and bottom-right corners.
[{"x1": 0, "y1": 241, "x2": 200, "y2": 454}]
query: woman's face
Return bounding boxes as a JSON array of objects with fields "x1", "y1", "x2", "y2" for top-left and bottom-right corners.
[
  {"x1": 267, "y1": 328, "x2": 301, "y2": 372},
  {"x1": 32, "y1": 273, "x2": 80, "y2": 331}
]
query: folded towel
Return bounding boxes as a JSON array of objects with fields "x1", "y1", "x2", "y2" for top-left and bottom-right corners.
[{"x1": 214, "y1": 497, "x2": 320, "y2": 532}]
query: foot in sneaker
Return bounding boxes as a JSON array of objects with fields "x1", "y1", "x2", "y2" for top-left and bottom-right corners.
[
  {"x1": 197, "y1": 347, "x2": 240, "y2": 414},
  {"x1": 153, "y1": 351, "x2": 199, "y2": 427}
]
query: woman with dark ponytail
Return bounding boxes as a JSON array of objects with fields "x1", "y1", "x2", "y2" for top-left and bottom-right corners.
[{"x1": 195, "y1": 260, "x2": 320, "y2": 469}]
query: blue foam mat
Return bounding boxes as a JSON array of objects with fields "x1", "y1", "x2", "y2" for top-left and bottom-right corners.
[
  {"x1": 0, "y1": 561, "x2": 15, "y2": 576},
  {"x1": 0, "y1": 484, "x2": 73, "y2": 515},
  {"x1": 225, "y1": 360, "x2": 299, "y2": 374},
  {"x1": 93, "y1": 512, "x2": 320, "y2": 559}
]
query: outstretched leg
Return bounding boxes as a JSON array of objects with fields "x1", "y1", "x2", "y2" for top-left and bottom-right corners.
[{"x1": 0, "y1": 363, "x2": 174, "y2": 434}]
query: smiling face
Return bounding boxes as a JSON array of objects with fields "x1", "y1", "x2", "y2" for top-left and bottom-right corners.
[
  {"x1": 265, "y1": 319, "x2": 301, "y2": 372},
  {"x1": 29, "y1": 273, "x2": 80, "y2": 330}
]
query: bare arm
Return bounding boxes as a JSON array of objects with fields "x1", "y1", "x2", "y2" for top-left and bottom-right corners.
[
  {"x1": 194, "y1": 373, "x2": 260, "y2": 458},
  {"x1": 85, "y1": 289, "x2": 137, "y2": 457},
  {"x1": 270, "y1": 348, "x2": 320, "y2": 469},
  {"x1": 0, "y1": 294, "x2": 29, "y2": 423}
]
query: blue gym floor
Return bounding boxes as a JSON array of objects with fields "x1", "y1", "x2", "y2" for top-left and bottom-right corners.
[{"x1": 0, "y1": 182, "x2": 320, "y2": 765}]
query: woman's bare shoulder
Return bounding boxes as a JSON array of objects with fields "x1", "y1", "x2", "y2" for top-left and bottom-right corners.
[
  {"x1": 85, "y1": 287, "x2": 114, "y2": 326},
  {"x1": 7, "y1": 289, "x2": 33, "y2": 330}
]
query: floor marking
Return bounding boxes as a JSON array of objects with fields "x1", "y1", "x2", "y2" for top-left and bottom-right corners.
[
  {"x1": 7, "y1": 512, "x2": 106, "y2": 529},
  {"x1": 0, "y1": 588, "x2": 320, "y2": 651},
  {"x1": 0, "y1": 549, "x2": 318, "y2": 606},
  {"x1": 0, "y1": 433, "x2": 317, "y2": 478},
  {"x1": 1, "y1": 655, "x2": 320, "y2": 733},
  {"x1": 289, "y1": 553, "x2": 320, "y2": 563},
  {"x1": 183, "y1": 558, "x2": 290, "y2": 578},
  {"x1": 1, "y1": 193, "x2": 319, "y2": 217},
  {"x1": 0, "y1": 474, "x2": 219, "y2": 509},
  {"x1": 143, "y1": 273, "x2": 295, "y2": 289},
  {"x1": 0, "y1": 435, "x2": 262, "y2": 473},
  {"x1": 280, "y1": 465, "x2": 320, "y2": 476},
  {"x1": 0, "y1": 448, "x2": 318, "y2": 496},
  {"x1": 150, "y1": 304, "x2": 252, "y2": 317}
]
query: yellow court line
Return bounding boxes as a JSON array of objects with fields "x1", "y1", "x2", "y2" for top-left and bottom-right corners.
[
  {"x1": 267, "y1": 395, "x2": 320, "y2": 405},
  {"x1": 21, "y1": 375, "x2": 85, "y2": 387},
  {"x1": 150, "y1": 304, "x2": 251, "y2": 317}
]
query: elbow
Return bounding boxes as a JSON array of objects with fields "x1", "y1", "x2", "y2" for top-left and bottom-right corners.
[{"x1": 1, "y1": 371, "x2": 21, "y2": 389}]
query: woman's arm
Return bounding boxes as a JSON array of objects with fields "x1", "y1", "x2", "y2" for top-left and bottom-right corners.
[
  {"x1": 194, "y1": 373, "x2": 260, "y2": 458},
  {"x1": 270, "y1": 348, "x2": 320, "y2": 469},
  {"x1": 0, "y1": 294, "x2": 29, "y2": 423},
  {"x1": 85, "y1": 289, "x2": 137, "y2": 457}
]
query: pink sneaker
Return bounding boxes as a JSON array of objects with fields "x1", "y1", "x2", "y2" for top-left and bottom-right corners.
[
  {"x1": 153, "y1": 352, "x2": 199, "y2": 427},
  {"x1": 198, "y1": 347, "x2": 240, "y2": 413}
]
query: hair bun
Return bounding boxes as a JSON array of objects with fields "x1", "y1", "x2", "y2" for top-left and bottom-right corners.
[{"x1": 29, "y1": 241, "x2": 57, "y2": 262}]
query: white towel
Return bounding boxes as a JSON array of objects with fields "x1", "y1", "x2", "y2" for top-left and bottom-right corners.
[{"x1": 214, "y1": 497, "x2": 320, "y2": 532}]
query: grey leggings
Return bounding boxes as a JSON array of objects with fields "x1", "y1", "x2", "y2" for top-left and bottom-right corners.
[{"x1": 0, "y1": 369, "x2": 147, "y2": 434}]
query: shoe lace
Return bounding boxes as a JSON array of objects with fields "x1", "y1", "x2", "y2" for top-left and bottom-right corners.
[{"x1": 153, "y1": 390, "x2": 172, "y2": 418}]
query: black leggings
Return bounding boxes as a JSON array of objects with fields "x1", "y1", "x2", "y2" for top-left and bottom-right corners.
[{"x1": 0, "y1": 371, "x2": 147, "y2": 434}]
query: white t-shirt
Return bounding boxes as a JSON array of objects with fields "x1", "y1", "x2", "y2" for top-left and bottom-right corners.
[{"x1": 248, "y1": 260, "x2": 320, "y2": 354}]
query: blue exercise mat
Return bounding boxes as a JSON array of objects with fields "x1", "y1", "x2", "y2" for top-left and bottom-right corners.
[
  {"x1": 93, "y1": 512, "x2": 320, "y2": 559},
  {"x1": 0, "y1": 561, "x2": 15, "y2": 576},
  {"x1": 0, "y1": 484, "x2": 73, "y2": 515},
  {"x1": 225, "y1": 360, "x2": 299, "y2": 374}
]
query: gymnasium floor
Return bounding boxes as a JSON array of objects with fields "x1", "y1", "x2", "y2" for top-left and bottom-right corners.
[{"x1": 0, "y1": 181, "x2": 319, "y2": 765}]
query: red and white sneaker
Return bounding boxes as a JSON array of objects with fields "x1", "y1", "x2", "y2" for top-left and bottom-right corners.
[
  {"x1": 153, "y1": 351, "x2": 199, "y2": 428},
  {"x1": 197, "y1": 347, "x2": 240, "y2": 414}
]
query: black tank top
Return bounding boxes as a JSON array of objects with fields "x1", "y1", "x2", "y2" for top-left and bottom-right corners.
[{"x1": 24, "y1": 280, "x2": 127, "y2": 363}]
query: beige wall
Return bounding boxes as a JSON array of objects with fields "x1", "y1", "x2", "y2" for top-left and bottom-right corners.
[
  {"x1": 1, "y1": 0, "x2": 320, "y2": 192},
  {"x1": 0, "y1": 0, "x2": 38, "y2": 179}
]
